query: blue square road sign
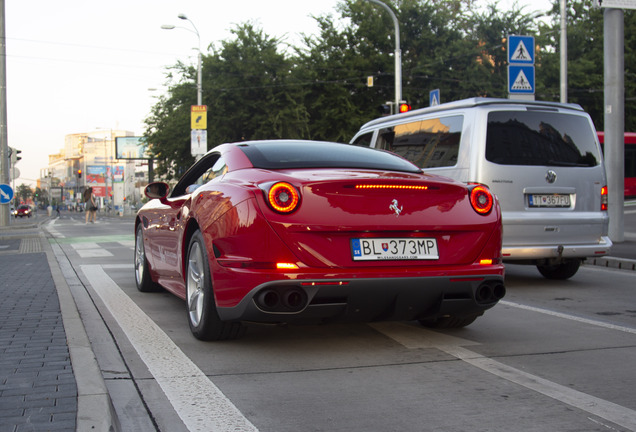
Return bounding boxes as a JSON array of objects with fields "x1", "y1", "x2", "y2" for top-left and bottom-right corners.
[
  {"x1": 508, "y1": 65, "x2": 535, "y2": 94},
  {"x1": 508, "y1": 35, "x2": 535, "y2": 64}
]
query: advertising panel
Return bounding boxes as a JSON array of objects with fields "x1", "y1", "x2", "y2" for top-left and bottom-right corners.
[
  {"x1": 109, "y1": 166, "x2": 124, "y2": 183},
  {"x1": 86, "y1": 166, "x2": 107, "y2": 184},
  {"x1": 116, "y1": 137, "x2": 151, "y2": 160}
]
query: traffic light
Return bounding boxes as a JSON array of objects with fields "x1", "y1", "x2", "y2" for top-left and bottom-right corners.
[
  {"x1": 9, "y1": 147, "x2": 21, "y2": 164},
  {"x1": 78, "y1": 169, "x2": 82, "y2": 179},
  {"x1": 379, "y1": 104, "x2": 392, "y2": 115},
  {"x1": 399, "y1": 103, "x2": 412, "y2": 113}
]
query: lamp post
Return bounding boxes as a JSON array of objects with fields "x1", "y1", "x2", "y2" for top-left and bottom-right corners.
[
  {"x1": 162, "y1": 14, "x2": 202, "y2": 105},
  {"x1": 366, "y1": 0, "x2": 402, "y2": 113},
  {"x1": 560, "y1": 0, "x2": 567, "y2": 103}
]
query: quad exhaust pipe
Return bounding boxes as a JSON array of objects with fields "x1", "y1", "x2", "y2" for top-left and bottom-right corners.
[
  {"x1": 475, "y1": 281, "x2": 506, "y2": 304},
  {"x1": 255, "y1": 287, "x2": 308, "y2": 312}
]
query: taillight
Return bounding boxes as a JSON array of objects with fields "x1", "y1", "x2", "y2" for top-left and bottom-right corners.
[
  {"x1": 266, "y1": 182, "x2": 300, "y2": 213},
  {"x1": 469, "y1": 184, "x2": 494, "y2": 215},
  {"x1": 601, "y1": 185, "x2": 608, "y2": 211}
]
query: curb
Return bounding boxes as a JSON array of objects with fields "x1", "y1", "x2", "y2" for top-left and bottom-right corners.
[
  {"x1": 584, "y1": 256, "x2": 636, "y2": 271},
  {"x1": 42, "y1": 233, "x2": 121, "y2": 432}
]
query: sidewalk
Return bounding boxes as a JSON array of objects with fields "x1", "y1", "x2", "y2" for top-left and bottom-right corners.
[
  {"x1": 0, "y1": 212, "x2": 634, "y2": 432},
  {"x1": 0, "y1": 217, "x2": 119, "y2": 432}
]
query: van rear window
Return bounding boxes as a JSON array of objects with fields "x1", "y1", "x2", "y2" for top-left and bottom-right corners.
[{"x1": 486, "y1": 111, "x2": 600, "y2": 167}]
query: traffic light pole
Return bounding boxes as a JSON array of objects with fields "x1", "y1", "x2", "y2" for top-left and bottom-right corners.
[{"x1": 366, "y1": 0, "x2": 402, "y2": 113}]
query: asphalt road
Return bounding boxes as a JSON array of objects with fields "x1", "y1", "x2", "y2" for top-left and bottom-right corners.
[{"x1": 38, "y1": 207, "x2": 636, "y2": 432}]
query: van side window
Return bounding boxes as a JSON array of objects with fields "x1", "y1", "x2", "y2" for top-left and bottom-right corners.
[
  {"x1": 351, "y1": 133, "x2": 373, "y2": 148},
  {"x1": 376, "y1": 116, "x2": 463, "y2": 168}
]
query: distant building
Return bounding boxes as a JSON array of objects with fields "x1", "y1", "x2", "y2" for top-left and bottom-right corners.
[{"x1": 40, "y1": 129, "x2": 149, "y2": 210}]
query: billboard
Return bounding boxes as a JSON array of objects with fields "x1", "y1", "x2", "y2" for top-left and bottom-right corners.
[
  {"x1": 116, "y1": 137, "x2": 151, "y2": 160},
  {"x1": 86, "y1": 166, "x2": 107, "y2": 184},
  {"x1": 109, "y1": 165, "x2": 125, "y2": 183}
]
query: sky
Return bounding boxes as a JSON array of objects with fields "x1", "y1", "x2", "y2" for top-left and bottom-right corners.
[{"x1": 4, "y1": 0, "x2": 553, "y2": 187}]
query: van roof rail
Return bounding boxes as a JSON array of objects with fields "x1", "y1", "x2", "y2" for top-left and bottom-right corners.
[{"x1": 360, "y1": 97, "x2": 585, "y2": 129}]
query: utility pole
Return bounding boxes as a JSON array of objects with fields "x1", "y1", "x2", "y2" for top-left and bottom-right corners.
[
  {"x1": 604, "y1": 6, "x2": 625, "y2": 242},
  {"x1": 1, "y1": 0, "x2": 11, "y2": 227}
]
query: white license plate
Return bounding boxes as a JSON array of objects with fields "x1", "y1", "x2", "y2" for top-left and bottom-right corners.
[
  {"x1": 528, "y1": 194, "x2": 571, "y2": 208},
  {"x1": 351, "y1": 238, "x2": 439, "y2": 261}
]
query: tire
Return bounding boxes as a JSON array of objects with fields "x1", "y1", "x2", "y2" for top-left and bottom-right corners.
[
  {"x1": 186, "y1": 230, "x2": 245, "y2": 341},
  {"x1": 418, "y1": 314, "x2": 480, "y2": 329},
  {"x1": 536, "y1": 259, "x2": 581, "y2": 280},
  {"x1": 134, "y1": 224, "x2": 162, "y2": 292}
]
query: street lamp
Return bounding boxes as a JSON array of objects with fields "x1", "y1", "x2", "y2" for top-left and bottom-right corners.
[
  {"x1": 162, "y1": 14, "x2": 202, "y2": 106},
  {"x1": 366, "y1": 0, "x2": 402, "y2": 113}
]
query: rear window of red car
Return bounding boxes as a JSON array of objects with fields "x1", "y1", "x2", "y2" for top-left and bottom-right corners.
[{"x1": 239, "y1": 141, "x2": 421, "y2": 173}]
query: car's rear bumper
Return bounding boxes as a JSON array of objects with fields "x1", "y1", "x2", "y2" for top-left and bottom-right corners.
[
  {"x1": 502, "y1": 235, "x2": 613, "y2": 261},
  {"x1": 216, "y1": 274, "x2": 505, "y2": 324}
]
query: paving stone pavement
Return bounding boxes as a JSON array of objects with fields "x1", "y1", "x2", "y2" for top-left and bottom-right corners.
[
  {"x1": 0, "y1": 253, "x2": 77, "y2": 432},
  {"x1": 1, "y1": 221, "x2": 119, "y2": 432}
]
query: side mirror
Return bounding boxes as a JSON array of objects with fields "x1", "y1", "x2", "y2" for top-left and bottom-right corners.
[{"x1": 144, "y1": 182, "x2": 170, "y2": 200}]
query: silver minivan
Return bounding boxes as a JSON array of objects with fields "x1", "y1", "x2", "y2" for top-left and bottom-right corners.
[{"x1": 350, "y1": 97, "x2": 612, "y2": 279}]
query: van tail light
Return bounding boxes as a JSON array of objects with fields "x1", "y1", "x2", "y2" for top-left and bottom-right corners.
[
  {"x1": 468, "y1": 184, "x2": 494, "y2": 215},
  {"x1": 601, "y1": 185, "x2": 608, "y2": 211},
  {"x1": 265, "y1": 182, "x2": 300, "y2": 213}
]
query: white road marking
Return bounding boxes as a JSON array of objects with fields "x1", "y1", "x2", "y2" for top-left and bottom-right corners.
[
  {"x1": 500, "y1": 300, "x2": 636, "y2": 335},
  {"x1": 118, "y1": 240, "x2": 135, "y2": 248},
  {"x1": 372, "y1": 322, "x2": 636, "y2": 431},
  {"x1": 102, "y1": 264, "x2": 134, "y2": 269},
  {"x1": 81, "y1": 265, "x2": 258, "y2": 432},
  {"x1": 72, "y1": 242, "x2": 101, "y2": 249},
  {"x1": 368, "y1": 322, "x2": 478, "y2": 349},
  {"x1": 442, "y1": 345, "x2": 636, "y2": 431},
  {"x1": 72, "y1": 243, "x2": 114, "y2": 258}
]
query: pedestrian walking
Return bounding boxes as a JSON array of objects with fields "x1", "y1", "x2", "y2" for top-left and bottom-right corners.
[{"x1": 83, "y1": 188, "x2": 97, "y2": 223}]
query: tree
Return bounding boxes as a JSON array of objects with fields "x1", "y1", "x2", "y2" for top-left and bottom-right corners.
[
  {"x1": 536, "y1": 0, "x2": 635, "y2": 131},
  {"x1": 144, "y1": 64, "x2": 197, "y2": 180},
  {"x1": 34, "y1": 187, "x2": 45, "y2": 203},
  {"x1": 16, "y1": 184, "x2": 33, "y2": 203},
  {"x1": 144, "y1": 0, "x2": 633, "y2": 178},
  {"x1": 206, "y1": 23, "x2": 310, "y2": 144},
  {"x1": 145, "y1": 23, "x2": 310, "y2": 179}
]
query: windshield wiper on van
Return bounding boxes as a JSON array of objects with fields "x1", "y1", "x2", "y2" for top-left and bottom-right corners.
[{"x1": 546, "y1": 160, "x2": 592, "y2": 167}]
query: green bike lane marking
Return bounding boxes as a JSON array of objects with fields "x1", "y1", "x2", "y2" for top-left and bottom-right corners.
[{"x1": 49, "y1": 234, "x2": 134, "y2": 244}]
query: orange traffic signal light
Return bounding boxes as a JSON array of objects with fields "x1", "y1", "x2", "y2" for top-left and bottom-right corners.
[{"x1": 78, "y1": 169, "x2": 82, "y2": 178}]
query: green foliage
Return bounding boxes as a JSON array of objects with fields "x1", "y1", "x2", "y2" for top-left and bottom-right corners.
[
  {"x1": 537, "y1": 0, "x2": 635, "y2": 131},
  {"x1": 16, "y1": 184, "x2": 33, "y2": 202},
  {"x1": 144, "y1": 0, "x2": 634, "y2": 177},
  {"x1": 207, "y1": 24, "x2": 310, "y2": 144}
]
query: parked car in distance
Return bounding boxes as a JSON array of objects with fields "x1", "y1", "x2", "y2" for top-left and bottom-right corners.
[
  {"x1": 134, "y1": 140, "x2": 505, "y2": 340},
  {"x1": 351, "y1": 97, "x2": 612, "y2": 280},
  {"x1": 15, "y1": 204, "x2": 32, "y2": 218}
]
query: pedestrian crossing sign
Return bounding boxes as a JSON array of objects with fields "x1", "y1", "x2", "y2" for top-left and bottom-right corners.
[
  {"x1": 508, "y1": 35, "x2": 534, "y2": 64},
  {"x1": 508, "y1": 65, "x2": 535, "y2": 94},
  {"x1": 429, "y1": 89, "x2": 440, "y2": 106}
]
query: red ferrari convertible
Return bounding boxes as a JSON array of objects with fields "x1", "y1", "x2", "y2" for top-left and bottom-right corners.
[{"x1": 134, "y1": 140, "x2": 505, "y2": 340}]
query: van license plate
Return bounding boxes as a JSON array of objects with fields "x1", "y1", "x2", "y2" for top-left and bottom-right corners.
[
  {"x1": 351, "y1": 238, "x2": 439, "y2": 261},
  {"x1": 528, "y1": 194, "x2": 571, "y2": 208}
]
